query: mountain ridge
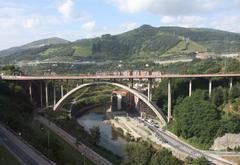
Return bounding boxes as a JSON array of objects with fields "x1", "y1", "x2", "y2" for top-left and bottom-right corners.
[{"x1": 0, "y1": 25, "x2": 240, "y2": 64}]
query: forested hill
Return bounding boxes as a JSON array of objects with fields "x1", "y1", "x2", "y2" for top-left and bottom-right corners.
[{"x1": 1, "y1": 25, "x2": 240, "y2": 64}]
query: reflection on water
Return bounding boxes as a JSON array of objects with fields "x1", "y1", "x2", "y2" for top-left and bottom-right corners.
[{"x1": 76, "y1": 106, "x2": 128, "y2": 157}]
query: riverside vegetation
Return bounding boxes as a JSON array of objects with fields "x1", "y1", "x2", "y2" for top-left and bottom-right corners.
[
  {"x1": 1, "y1": 57, "x2": 240, "y2": 164},
  {"x1": 153, "y1": 60, "x2": 240, "y2": 150},
  {"x1": 0, "y1": 68, "x2": 94, "y2": 165}
]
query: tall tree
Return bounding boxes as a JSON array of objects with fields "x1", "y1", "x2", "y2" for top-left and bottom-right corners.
[
  {"x1": 123, "y1": 142, "x2": 153, "y2": 165},
  {"x1": 89, "y1": 126, "x2": 101, "y2": 145}
]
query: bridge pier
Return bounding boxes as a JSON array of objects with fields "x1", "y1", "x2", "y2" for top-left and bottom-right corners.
[
  {"x1": 230, "y1": 78, "x2": 233, "y2": 91},
  {"x1": 45, "y1": 81, "x2": 49, "y2": 107},
  {"x1": 168, "y1": 79, "x2": 172, "y2": 122},
  {"x1": 53, "y1": 81, "x2": 56, "y2": 106},
  {"x1": 129, "y1": 78, "x2": 133, "y2": 88},
  {"x1": 66, "y1": 80, "x2": 69, "y2": 92},
  {"x1": 29, "y1": 82, "x2": 32, "y2": 102},
  {"x1": 61, "y1": 83, "x2": 64, "y2": 98},
  {"x1": 40, "y1": 81, "x2": 43, "y2": 108},
  {"x1": 209, "y1": 79, "x2": 212, "y2": 97},
  {"x1": 148, "y1": 79, "x2": 152, "y2": 101},
  {"x1": 189, "y1": 80, "x2": 192, "y2": 97}
]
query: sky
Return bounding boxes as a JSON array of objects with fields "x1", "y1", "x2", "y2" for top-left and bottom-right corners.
[{"x1": 0, "y1": 0, "x2": 240, "y2": 50}]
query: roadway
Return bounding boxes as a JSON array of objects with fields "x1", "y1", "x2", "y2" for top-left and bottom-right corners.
[
  {"x1": 138, "y1": 118, "x2": 235, "y2": 165},
  {"x1": 0, "y1": 124, "x2": 52, "y2": 165},
  {"x1": 35, "y1": 116, "x2": 113, "y2": 165},
  {"x1": 1, "y1": 73, "x2": 240, "y2": 81}
]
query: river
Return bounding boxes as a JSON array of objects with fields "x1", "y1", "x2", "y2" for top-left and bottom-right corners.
[{"x1": 76, "y1": 105, "x2": 128, "y2": 157}]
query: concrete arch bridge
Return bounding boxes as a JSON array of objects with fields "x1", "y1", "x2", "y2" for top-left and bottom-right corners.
[{"x1": 53, "y1": 82, "x2": 167, "y2": 125}]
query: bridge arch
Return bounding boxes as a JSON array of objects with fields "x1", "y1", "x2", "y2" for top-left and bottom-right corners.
[{"x1": 53, "y1": 82, "x2": 167, "y2": 125}]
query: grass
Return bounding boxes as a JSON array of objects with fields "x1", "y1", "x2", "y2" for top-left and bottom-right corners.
[
  {"x1": 30, "y1": 121, "x2": 94, "y2": 165},
  {"x1": 0, "y1": 145, "x2": 21, "y2": 165},
  {"x1": 72, "y1": 45, "x2": 91, "y2": 57},
  {"x1": 167, "y1": 40, "x2": 206, "y2": 54},
  {"x1": 45, "y1": 125, "x2": 94, "y2": 165},
  {"x1": 40, "y1": 47, "x2": 59, "y2": 57}
]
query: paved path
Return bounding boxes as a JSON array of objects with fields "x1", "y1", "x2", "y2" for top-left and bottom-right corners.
[
  {"x1": 36, "y1": 116, "x2": 113, "y2": 165},
  {"x1": 0, "y1": 124, "x2": 52, "y2": 165}
]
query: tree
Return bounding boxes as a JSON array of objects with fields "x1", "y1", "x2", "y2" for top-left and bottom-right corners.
[
  {"x1": 211, "y1": 87, "x2": 224, "y2": 107},
  {"x1": 150, "y1": 148, "x2": 182, "y2": 165},
  {"x1": 123, "y1": 142, "x2": 153, "y2": 165},
  {"x1": 172, "y1": 90, "x2": 221, "y2": 149},
  {"x1": 192, "y1": 157, "x2": 208, "y2": 165},
  {"x1": 184, "y1": 156, "x2": 194, "y2": 165},
  {"x1": 229, "y1": 83, "x2": 240, "y2": 100},
  {"x1": 89, "y1": 126, "x2": 101, "y2": 145}
]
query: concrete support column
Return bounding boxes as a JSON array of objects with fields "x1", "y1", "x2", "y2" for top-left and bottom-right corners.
[
  {"x1": 230, "y1": 78, "x2": 233, "y2": 92},
  {"x1": 66, "y1": 80, "x2": 69, "y2": 92},
  {"x1": 61, "y1": 84, "x2": 64, "y2": 98},
  {"x1": 209, "y1": 79, "x2": 212, "y2": 97},
  {"x1": 53, "y1": 81, "x2": 56, "y2": 106},
  {"x1": 148, "y1": 79, "x2": 152, "y2": 101},
  {"x1": 189, "y1": 80, "x2": 192, "y2": 97},
  {"x1": 29, "y1": 82, "x2": 32, "y2": 102},
  {"x1": 81, "y1": 79, "x2": 84, "y2": 84},
  {"x1": 40, "y1": 81, "x2": 43, "y2": 108},
  {"x1": 45, "y1": 81, "x2": 49, "y2": 107},
  {"x1": 129, "y1": 78, "x2": 133, "y2": 88},
  {"x1": 168, "y1": 79, "x2": 172, "y2": 122}
]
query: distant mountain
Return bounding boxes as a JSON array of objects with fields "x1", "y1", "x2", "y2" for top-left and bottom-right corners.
[
  {"x1": 0, "y1": 25, "x2": 240, "y2": 64},
  {"x1": 21, "y1": 37, "x2": 70, "y2": 49}
]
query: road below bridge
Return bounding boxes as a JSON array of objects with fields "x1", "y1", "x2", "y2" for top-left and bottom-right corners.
[
  {"x1": 0, "y1": 124, "x2": 52, "y2": 165},
  {"x1": 140, "y1": 119, "x2": 236, "y2": 165}
]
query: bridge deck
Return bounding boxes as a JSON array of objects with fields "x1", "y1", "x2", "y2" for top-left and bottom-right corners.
[{"x1": 1, "y1": 73, "x2": 240, "y2": 81}]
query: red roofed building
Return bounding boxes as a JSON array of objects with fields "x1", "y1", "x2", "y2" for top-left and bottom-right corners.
[{"x1": 111, "y1": 89, "x2": 135, "y2": 111}]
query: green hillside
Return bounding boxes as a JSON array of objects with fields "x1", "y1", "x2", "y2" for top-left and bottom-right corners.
[
  {"x1": 158, "y1": 27, "x2": 240, "y2": 53},
  {"x1": 0, "y1": 25, "x2": 240, "y2": 64}
]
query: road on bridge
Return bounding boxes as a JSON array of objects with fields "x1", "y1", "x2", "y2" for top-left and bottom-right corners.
[{"x1": 1, "y1": 73, "x2": 240, "y2": 81}]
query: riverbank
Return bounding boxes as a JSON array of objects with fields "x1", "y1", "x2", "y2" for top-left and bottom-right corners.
[
  {"x1": 106, "y1": 115, "x2": 191, "y2": 161},
  {"x1": 44, "y1": 107, "x2": 122, "y2": 164},
  {"x1": 36, "y1": 116, "x2": 111, "y2": 165},
  {"x1": 72, "y1": 103, "x2": 111, "y2": 118}
]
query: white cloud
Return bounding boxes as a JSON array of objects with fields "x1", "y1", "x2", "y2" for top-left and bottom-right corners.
[
  {"x1": 161, "y1": 16, "x2": 175, "y2": 24},
  {"x1": 161, "y1": 16, "x2": 206, "y2": 27},
  {"x1": 81, "y1": 21, "x2": 96, "y2": 31},
  {"x1": 58, "y1": 0, "x2": 73, "y2": 18},
  {"x1": 22, "y1": 18, "x2": 40, "y2": 29},
  {"x1": 107, "y1": 0, "x2": 221, "y2": 16},
  {"x1": 107, "y1": 0, "x2": 150, "y2": 13},
  {"x1": 210, "y1": 16, "x2": 240, "y2": 33}
]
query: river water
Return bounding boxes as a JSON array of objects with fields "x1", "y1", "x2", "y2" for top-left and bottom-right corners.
[{"x1": 76, "y1": 105, "x2": 128, "y2": 157}]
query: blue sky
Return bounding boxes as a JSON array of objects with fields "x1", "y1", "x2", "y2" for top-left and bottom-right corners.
[{"x1": 0, "y1": 0, "x2": 240, "y2": 50}]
